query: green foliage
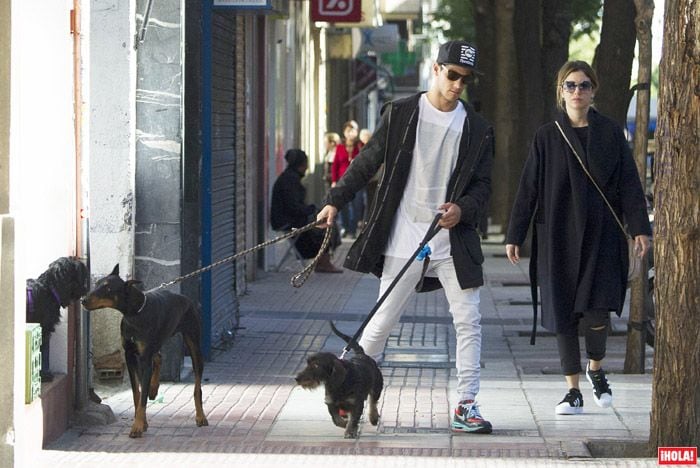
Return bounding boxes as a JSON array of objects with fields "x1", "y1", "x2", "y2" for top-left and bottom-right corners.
[
  {"x1": 571, "y1": 0, "x2": 603, "y2": 40},
  {"x1": 432, "y1": 0, "x2": 602, "y2": 43},
  {"x1": 431, "y1": 0, "x2": 475, "y2": 42},
  {"x1": 569, "y1": 30, "x2": 599, "y2": 63}
]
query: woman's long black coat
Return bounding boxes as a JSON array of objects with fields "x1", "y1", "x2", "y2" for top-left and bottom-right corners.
[{"x1": 506, "y1": 109, "x2": 651, "y2": 335}]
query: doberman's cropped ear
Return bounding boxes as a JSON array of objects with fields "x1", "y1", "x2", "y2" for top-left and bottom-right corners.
[{"x1": 110, "y1": 264, "x2": 120, "y2": 276}]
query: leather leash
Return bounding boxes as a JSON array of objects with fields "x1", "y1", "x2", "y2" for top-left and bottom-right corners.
[{"x1": 339, "y1": 212, "x2": 443, "y2": 359}]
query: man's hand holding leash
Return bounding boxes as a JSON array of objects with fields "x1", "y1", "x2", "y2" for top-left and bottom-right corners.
[
  {"x1": 317, "y1": 205, "x2": 338, "y2": 229},
  {"x1": 437, "y1": 202, "x2": 461, "y2": 229}
]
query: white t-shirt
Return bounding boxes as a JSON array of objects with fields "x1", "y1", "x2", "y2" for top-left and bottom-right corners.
[{"x1": 384, "y1": 94, "x2": 467, "y2": 260}]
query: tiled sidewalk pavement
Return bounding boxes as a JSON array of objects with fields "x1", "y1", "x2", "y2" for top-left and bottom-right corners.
[{"x1": 40, "y1": 240, "x2": 657, "y2": 467}]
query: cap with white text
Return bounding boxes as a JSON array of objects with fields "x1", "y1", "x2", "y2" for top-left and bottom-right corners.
[{"x1": 436, "y1": 40, "x2": 482, "y2": 74}]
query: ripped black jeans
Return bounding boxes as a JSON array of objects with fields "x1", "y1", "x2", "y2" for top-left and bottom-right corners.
[{"x1": 556, "y1": 308, "x2": 611, "y2": 375}]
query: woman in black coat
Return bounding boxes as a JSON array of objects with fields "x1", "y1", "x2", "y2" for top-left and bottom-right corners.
[{"x1": 505, "y1": 61, "x2": 651, "y2": 415}]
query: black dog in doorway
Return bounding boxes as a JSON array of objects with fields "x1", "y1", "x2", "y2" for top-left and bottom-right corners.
[{"x1": 26, "y1": 257, "x2": 89, "y2": 382}]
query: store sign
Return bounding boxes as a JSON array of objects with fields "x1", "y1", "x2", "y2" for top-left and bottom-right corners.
[
  {"x1": 214, "y1": 0, "x2": 271, "y2": 8},
  {"x1": 311, "y1": 0, "x2": 362, "y2": 23},
  {"x1": 212, "y1": 0, "x2": 289, "y2": 14}
]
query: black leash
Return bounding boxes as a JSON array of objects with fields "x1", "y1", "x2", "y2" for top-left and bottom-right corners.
[
  {"x1": 339, "y1": 213, "x2": 443, "y2": 359},
  {"x1": 146, "y1": 219, "x2": 329, "y2": 293}
]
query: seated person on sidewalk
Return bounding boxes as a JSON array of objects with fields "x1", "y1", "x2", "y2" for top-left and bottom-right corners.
[{"x1": 271, "y1": 149, "x2": 342, "y2": 273}]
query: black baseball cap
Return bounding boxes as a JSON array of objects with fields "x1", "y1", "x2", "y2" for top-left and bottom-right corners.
[{"x1": 436, "y1": 40, "x2": 482, "y2": 74}]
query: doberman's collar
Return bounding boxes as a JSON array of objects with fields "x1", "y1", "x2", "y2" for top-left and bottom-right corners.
[{"x1": 136, "y1": 294, "x2": 148, "y2": 314}]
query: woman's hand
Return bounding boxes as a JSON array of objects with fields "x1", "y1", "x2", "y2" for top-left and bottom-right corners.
[
  {"x1": 634, "y1": 234, "x2": 651, "y2": 258},
  {"x1": 316, "y1": 205, "x2": 338, "y2": 228},
  {"x1": 506, "y1": 244, "x2": 520, "y2": 265}
]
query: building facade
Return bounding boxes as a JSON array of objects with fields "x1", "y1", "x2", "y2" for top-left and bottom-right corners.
[{"x1": 0, "y1": 0, "x2": 429, "y2": 462}]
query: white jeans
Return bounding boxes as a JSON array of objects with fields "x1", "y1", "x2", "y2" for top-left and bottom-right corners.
[{"x1": 358, "y1": 256, "x2": 482, "y2": 401}]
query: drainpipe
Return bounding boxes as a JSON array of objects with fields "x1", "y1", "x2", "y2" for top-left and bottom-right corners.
[{"x1": 71, "y1": 1, "x2": 89, "y2": 409}]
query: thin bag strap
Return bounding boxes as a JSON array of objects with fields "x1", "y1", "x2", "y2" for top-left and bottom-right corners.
[{"x1": 554, "y1": 121, "x2": 632, "y2": 241}]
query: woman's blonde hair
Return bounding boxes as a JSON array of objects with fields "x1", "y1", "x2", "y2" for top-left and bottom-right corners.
[
  {"x1": 323, "y1": 132, "x2": 340, "y2": 147},
  {"x1": 555, "y1": 60, "x2": 599, "y2": 111},
  {"x1": 342, "y1": 120, "x2": 359, "y2": 132}
]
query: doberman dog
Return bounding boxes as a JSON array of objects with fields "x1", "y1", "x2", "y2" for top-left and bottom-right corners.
[{"x1": 82, "y1": 264, "x2": 208, "y2": 438}]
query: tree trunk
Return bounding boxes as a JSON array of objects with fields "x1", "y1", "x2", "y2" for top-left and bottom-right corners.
[
  {"x1": 514, "y1": 0, "x2": 543, "y2": 137},
  {"x1": 471, "y1": 0, "x2": 497, "y2": 235},
  {"x1": 471, "y1": 0, "x2": 496, "y2": 121},
  {"x1": 592, "y1": 0, "x2": 637, "y2": 126},
  {"x1": 541, "y1": 0, "x2": 573, "y2": 122},
  {"x1": 623, "y1": 0, "x2": 654, "y2": 374},
  {"x1": 649, "y1": 0, "x2": 700, "y2": 450},
  {"x1": 490, "y1": 0, "x2": 518, "y2": 230},
  {"x1": 501, "y1": 0, "x2": 543, "y2": 253}
]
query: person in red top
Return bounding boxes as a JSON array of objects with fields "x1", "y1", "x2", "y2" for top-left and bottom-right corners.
[
  {"x1": 332, "y1": 120, "x2": 361, "y2": 184},
  {"x1": 332, "y1": 120, "x2": 363, "y2": 237}
]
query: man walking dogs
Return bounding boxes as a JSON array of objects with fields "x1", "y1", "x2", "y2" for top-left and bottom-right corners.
[{"x1": 317, "y1": 41, "x2": 495, "y2": 434}]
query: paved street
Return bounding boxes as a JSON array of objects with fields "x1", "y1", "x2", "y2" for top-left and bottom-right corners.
[{"x1": 39, "y1": 238, "x2": 657, "y2": 467}]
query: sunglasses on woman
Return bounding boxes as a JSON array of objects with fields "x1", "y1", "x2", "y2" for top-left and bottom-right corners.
[
  {"x1": 562, "y1": 81, "x2": 593, "y2": 93},
  {"x1": 440, "y1": 64, "x2": 476, "y2": 85}
]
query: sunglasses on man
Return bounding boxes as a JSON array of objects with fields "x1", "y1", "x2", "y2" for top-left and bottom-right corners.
[
  {"x1": 439, "y1": 64, "x2": 476, "y2": 85},
  {"x1": 562, "y1": 81, "x2": 593, "y2": 93}
]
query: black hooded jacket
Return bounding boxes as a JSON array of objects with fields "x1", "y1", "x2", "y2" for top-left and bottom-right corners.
[{"x1": 324, "y1": 92, "x2": 494, "y2": 291}]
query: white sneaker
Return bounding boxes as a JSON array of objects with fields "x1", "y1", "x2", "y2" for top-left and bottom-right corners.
[
  {"x1": 555, "y1": 388, "x2": 584, "y2": 415},
  {"x1": 586, "y1": 362, "x2": 613, "y2": 408}
]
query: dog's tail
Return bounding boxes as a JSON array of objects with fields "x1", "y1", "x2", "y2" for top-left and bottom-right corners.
[{"x1": 329, "y1": 321, "x2": 365, "y2": 355}]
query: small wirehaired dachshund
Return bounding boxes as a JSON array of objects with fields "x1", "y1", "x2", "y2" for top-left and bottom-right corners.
[
  {"x1": 26, "y1": 257, "x2": 89, "y2": 382},
  {"x1": 295, "y1": 321, "x2": 383, "y2": 439}
]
